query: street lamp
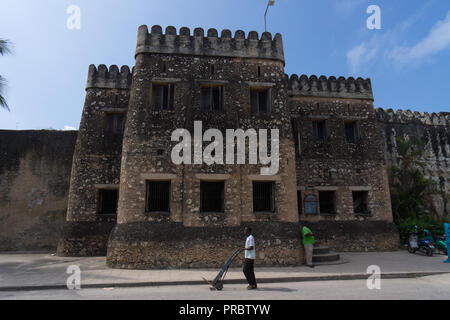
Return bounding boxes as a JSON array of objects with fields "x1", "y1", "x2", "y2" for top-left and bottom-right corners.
[{"x1": 264, "y1": 0, "x2": 275, "y2": 33}]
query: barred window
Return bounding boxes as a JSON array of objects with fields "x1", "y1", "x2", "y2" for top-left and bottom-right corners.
[
  {"x1": 345, "y1": 121, "x2": 360, "y2": 142},
  {"x1": 319, "y1": 191, "x2": 335, "y2": 214},
  {"x1": 250, "y1": 88, "x2": 271, "y2": 114},
  {"x1": 313, "y1": 120, "x2": 327, "y2": 141},
  {"x1": 201, "y1": 86, "x2": 223, "y2": 111},
  {"x1": 146, "y1": 181, "x2": 170, "y2": 212},
  {"x1": 253, "y1": 182, "x2": 275, "y2": 212},
  {"x1": 353, "y1": 191, "x2": 369, "y2": 214},
  {"x1": 200, "y1": 181, "x2": 224, "y2": 213},
  {"x1": 98, "y1": 189, "x2": 118, "y2": 215},
  {"x1": 107, "y1": 113, "x2": 124, "y2": 134},
  {"x1": 297, "y1": 190, "x2": 302, "y2": 216},
  {"x1": 152, "y1": 83, "x2": 174, "y2": 110}
]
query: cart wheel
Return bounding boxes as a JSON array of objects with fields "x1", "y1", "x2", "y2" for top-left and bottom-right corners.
[{"x1": 215, "y1": 281, "x2": 223, "y2": 291}]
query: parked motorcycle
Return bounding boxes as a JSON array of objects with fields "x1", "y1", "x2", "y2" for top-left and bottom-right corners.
[
  {"x1": 423, "y1": 229, "x2": 447, "y2": 256},
  {"x1": 407, "y1": 226, "x2": 434, "y2": 256}
]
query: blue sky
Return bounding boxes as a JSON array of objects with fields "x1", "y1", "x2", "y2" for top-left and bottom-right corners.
[{"x1": 0, "y1": 0, "x2": 449, "y2": 130}]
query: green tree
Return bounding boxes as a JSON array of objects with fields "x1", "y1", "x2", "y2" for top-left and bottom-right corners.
[
  {"x1": 0, "y1": 39, "x2": 12, "y2": 111},
  {"x1": 389, "y1": 136, "x2": 436, "y2": 222}
]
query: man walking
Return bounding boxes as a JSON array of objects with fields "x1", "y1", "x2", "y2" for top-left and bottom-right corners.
[
  {"x1": 241, "y1": 226, "x2": 257, "y2": 290},
  {"x1": 302, "y1": 223, "x2": 315, "y2": 268}
]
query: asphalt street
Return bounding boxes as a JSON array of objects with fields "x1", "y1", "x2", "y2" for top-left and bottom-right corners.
[{"x1": 1, "y1": 273, "x2": 449, "y2": 300}]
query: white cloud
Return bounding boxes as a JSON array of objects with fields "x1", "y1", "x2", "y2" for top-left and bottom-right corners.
[
  {"x1": 63, "y1": 125, "x2": 77, "y2": 131},
  {"x1": 347, "y1": 10, "x2": 450, "y2": 73},
  {"x1": 387, "y1": 11, "x2": 450, "y2": 65},
  {"x1": 346, "y1": 37, "x2": 380, "y2": 74}
]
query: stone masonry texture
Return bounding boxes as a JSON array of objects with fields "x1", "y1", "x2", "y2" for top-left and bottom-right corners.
[{"x1": 0, "y1": 25, "x2": 448, "y2": 268}]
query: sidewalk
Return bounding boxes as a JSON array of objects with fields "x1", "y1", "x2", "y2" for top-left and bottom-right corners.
[{"x1": 0, "y1": 251, "x2": 448, "y2": 291}]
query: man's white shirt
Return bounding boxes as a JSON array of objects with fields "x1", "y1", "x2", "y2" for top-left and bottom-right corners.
[{"x1": 245, "y1": 235, "x2": 256, "y2": 259}]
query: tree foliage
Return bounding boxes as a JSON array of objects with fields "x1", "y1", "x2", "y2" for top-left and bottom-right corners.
[
  {"x1": 0, "y1": 38, "x2": 12, "y2": 111},
  {"x1": 389, "y1": 136, "x2": 436, "y2": 222}
]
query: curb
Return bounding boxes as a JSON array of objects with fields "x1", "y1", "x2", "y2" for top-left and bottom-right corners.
[{"x1": 1, "y1": 271, "x2": 448, "y2": 292}]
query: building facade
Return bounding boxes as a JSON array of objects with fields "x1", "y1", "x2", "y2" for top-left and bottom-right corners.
[{"x1": 58, "y1": 25, "x2": 405, "y2": 268}]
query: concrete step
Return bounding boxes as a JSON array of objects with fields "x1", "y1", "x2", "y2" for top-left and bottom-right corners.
[
  {"x1": 312, "y1": 252, "x2": 340, "y2": 263},
  {"x1": 313, "y1": 246, "x2": 330, "y2": 255}
]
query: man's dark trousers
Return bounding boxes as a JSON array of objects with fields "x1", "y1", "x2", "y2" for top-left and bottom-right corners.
[{"x1": 243, "y1": 259, "x2": 257, "y2": 287}]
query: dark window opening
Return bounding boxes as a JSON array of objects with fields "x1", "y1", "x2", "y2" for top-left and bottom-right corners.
[
  {"x1": 313, "y1": 120, "x2": 327, "y2": 141},
  {"x1": 210, "y1": 64, "x2": 215, "y2": 75},
  {"x1": 253, "y1": 182, "x2": 275, "y2": 212},
  {"x1": 297, "y1": 190, "x2": 302, "y2": 216},
  {"x1": 353, "y1": 191, "x2": 369, "y2": 214},
  {"x1": 201, "y1": 86, "x2": 223, "y2": 111},
  {"x1": 161, "y1": 61, "x2": 167, "y2": 73},
  {"x1": 319, "y1": 191, "x2": 335, "y2": 214},
  {"x1": 345, "y1": 121, "x2": 360, "y2": 142},
  {"x1": 107, "y1": 113, "x2": 124, "y2": 134},
  {"x1": 200, "y1": 181, "x2": 224, "y2": 212},
  {"x1": 250, "y1": 89, "x2": 271, "y2": 114},
  {"x1": 257, "y1": 66, "x2": 261, "y2": 77},
  {"x1": 156, "y1": 149, "x2": 164, "y2": 156},
  {"x1": 114, "y1": 94, "x2": 119, "y2": 105},
  {"x1": 152, "y1": 83, "x2": 174, "y2": 110},
  {"x1": 98, "y1": 189, "x2": 118, "y2": 215},
  {"x1": 146, "y1": 181, "x2": 170, "y2": 212}
]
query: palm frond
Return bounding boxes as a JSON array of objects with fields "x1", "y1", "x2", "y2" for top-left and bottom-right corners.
[
  {"x1": 0, "y1": 75, "x2": 9, "y2": 111},
  {"x1": 0, "y1": 39, "x2": 13, "y2": 56}
]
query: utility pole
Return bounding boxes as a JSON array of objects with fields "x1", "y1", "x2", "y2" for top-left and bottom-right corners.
[{"x1": 264, "y1": 0, "x2": 275, "y2": 33}]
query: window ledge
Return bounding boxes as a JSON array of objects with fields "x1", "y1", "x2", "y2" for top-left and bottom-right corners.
[
  {"x1": 355, "y1": 212, "x2": 372, "y2": 217},
  {"x1": 146, "y1": 211, "x2": 170, "y2": 216},
  {"x1": 200, "y1": 211, "x2": 225, "y2": 215}
]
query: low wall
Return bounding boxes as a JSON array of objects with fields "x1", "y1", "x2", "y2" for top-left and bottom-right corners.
[
  {"x1": 304, "y1": 221, "x2": 400, "y2": 252},
  {"x1": 106, "y1": 222, "x2": 303, "y2": 269},
  {"x1": 0, "y1": 130, "x2": 77, "y2": 251}
]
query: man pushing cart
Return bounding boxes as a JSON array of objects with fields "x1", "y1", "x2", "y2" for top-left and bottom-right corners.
[{"x1": 203, "y1": 226, "x2": 258, "y2": 291}]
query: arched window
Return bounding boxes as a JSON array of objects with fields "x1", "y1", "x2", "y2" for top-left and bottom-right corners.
[{"x1": 304, "y1": 195, "x2": 318, "y2": 215}]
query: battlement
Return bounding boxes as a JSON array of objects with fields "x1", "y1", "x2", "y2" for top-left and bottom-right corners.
[
  {"x1": 287, "y1": 74, "x2": 373, "y2": 100},
  {"x1": 86, "y1": 64, "x2": 133, "y2": 90},
  {"x1": 135, "y1": 25, "x2": 285, "y2": 64},
  {"x1": 376, "y1": 108, "x2": 449, "y2": 126}
]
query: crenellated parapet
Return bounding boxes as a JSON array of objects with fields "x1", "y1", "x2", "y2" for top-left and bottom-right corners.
[
  {"x1": 376, "y1": 108, "x2": 450, "y2": 126},
  {"x1": 287, "y1": 74, "x2": 373, "y2": 100},
  {"x1": 135, "y1": 25, "x2": 285, "y2": 64},
  {"x1": 86, "y1": 64, "x2": 133, "y2": 90}
]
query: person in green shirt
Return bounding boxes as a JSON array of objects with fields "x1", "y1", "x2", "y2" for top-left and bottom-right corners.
[{"x1": 302, "y1": 224, "x2": 315, "y2": 268}]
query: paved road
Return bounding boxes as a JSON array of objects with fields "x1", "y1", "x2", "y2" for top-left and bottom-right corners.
[
  {"x1": 1, "y1": 274, "x2": 450, "y2": 300},
  {"x1": 1, "y1": 251, "x2": 449, "y2": 289}
]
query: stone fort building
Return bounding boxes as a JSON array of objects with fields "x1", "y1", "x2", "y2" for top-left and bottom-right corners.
[{"x1": 51, "y1": 25, "x2": 449, "y2": 269}]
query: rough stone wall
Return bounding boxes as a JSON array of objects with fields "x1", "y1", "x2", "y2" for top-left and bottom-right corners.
[
  {"x1": 305, "y1": 221, "x2": 399, "y2": 252},
  {"x1": 378, "y1": 109, "x2": 449, "y2": 217},
  {"x1": 107, "y1": 222, "x2": 302, "y2": 269},
  {"x1": 57, "y1": 65, "x2": 132, "y2": 256},
  {"x1": 107, "y1": 25, "x2": 301, "y2": 268},
  {"x1": 0, "y1": 130, "x2": 76, "y2": 251},
  {"x1": 288, "y1": 76, "x2": 393, "y2": 223}
]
